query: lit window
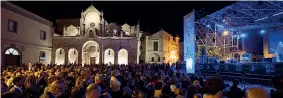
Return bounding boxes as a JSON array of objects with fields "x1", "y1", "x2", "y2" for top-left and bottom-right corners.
[
  {"x1": 8, "y1": 19, "x2": 18, "y2": 33},
  {"x1": 5, "y1": 48, "x2": 19, "y2": 55}
]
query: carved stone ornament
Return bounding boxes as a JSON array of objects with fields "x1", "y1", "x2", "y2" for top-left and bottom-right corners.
[{"x1": 90, "y1": 22, "x2": 95, "y2": 27}]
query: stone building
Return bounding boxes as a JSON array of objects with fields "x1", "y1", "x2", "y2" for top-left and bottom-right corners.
[
  {"x1": 1, "y1": 2, "x2": 53, "y2": 66},
  {"x1": 140, "y1": 29, "x2": 180, "y2": 64},
  {"x1": 52, "y1": 5, "x2": 142, "y2": 65}
]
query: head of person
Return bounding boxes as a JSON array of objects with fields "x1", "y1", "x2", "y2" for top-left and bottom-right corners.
[
  {"x1": 95, "y1": 74, "x2": 104, "y2": 84},
  {"x1": 202, "y1": 77, "x2": 224, "y2": 98},
  {"x1": 13, "y1": 76, "x2": 25, "y2": 87},
  {"x1": 49, "y1": 80, "x2": 64, "y2": 96},
  {"x1": 155, "y1": 82, "x2": 163, "y2": 90},
  {"x1": 245, "y1": 87, "x2": 270, "y2": 98},
  {"x1": 86, "y1": 83, "x2": 102, "y2": 98},
  {"x1": 232, "y1": 79, "x2": 239, "y2": 87},
  {"x1": 193, "y1": 80, "x2": 200, "y2": 86},
  {"x1": 272, "y1": 74, "x2": 283, "y2": 90}
]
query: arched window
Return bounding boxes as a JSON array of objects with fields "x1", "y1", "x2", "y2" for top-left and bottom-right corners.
[{"x1": 5, "y1": 48, "x2": 19, "y2": 55}]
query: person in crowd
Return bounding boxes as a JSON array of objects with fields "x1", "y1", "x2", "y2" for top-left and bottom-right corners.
[
  {"x1": 1, "y1": 63, "x2": 277, "y2": 98},
  {"x1": 271, "y1": 74, "x2": 283, "y2": 98},
  {"x1": 3, "y1": 76, "x2": 25, "y2": 98},
  {"x1": 40, "y1": 80, "x2": 64, "y2": 98},
  {"x1": 85, "y1": 83, "x2": 102, "y2": 98},
  {"x1": 23, "y1": 75, "x2": 41, "y2": 98},
  {"x1": 245, "y1": 87, "x2": 270, "y2": 98},
  {"x1": 110, "y1": 71, "x2": 121, "y2": 97},
  {"x1": 176, "y1": 88, "x2": 187, "y2": 98},
  {"x1": 202, "y1": 77, "x2": 225, "y2": 98},
  {"x1": 154, "y1": 81, "x2": 163, "y2": 98},
  {"x1": 226, "y1": 79, "x2": 244, "y2": 98}
]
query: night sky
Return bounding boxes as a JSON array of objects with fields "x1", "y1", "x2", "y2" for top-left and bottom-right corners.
[{"x1": 9, "y1": 1, "x2": 235, "y2": 42}]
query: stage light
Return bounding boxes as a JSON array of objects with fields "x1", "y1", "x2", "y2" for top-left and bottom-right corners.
[
  {"x1": 260, "y1": 30, "x2": 265, "y2": 34},
  {"x1": 241, "y1": 34, "x2": 246, "y2": 37},
  {"x1": 206, "y1": 25, "x2": 210, "y2": 27},
  {"x1": 222, "y1": 31, "x2": 229, "y2": 36}
]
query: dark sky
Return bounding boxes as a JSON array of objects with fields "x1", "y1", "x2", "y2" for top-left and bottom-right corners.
[{"x1": 10, "y1": 1, "x2": 235, "y2": 41}]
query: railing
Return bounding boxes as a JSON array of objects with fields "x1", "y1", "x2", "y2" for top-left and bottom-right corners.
[{"x1": 198, "y1": 70, "x2": 274, "y2": 87}]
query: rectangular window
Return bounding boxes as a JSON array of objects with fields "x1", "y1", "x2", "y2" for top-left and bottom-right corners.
[
  {"x1": 40, "y1": 51, "x2": 45, "y2": 57},
  {"x1": 151, "y1": 57, "x2": 154, "y2": 62},
  {"x1": 153, "y1": 41, "x2": 158, "y2": 51},
  {"x1": 40, "y1": 30, "x2": 46, "y2": 40},
  {"x1": 8, "y1": 19, "x2": 18, "y2": 33}
]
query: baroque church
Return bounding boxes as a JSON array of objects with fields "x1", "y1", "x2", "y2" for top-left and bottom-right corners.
[{"x1": 51, "y1": 4, "x2": 142, "y2": 65}]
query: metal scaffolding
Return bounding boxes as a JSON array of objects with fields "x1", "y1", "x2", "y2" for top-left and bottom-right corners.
[{"x1": 195, "y1": 1, "x2": 283, "y2": 60}]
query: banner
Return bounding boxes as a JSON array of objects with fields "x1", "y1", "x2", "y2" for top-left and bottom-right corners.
[{"x1": 184, "y1": 11, "x2": 196, "y2": 74}]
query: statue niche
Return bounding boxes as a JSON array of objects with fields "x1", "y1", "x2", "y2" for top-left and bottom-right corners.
[{"x1": 88, "y1": 22, "x2": 99, "y2": 38}]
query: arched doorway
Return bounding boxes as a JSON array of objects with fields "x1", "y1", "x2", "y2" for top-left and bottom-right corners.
[
  {"x1": 104, "y1": 48, "x2": 114, "y2": 64},
  {"x1": 118, "y1": 49, "x2": 128, "y2": 65},
  {"x1": 149, "y1": 53, "x2": 160, "y2": 63},
  {"x1": 68, "y1": 48, "x2": 78, "y2": 64},
  {"x1": 2, "y1": 48, "x2": 21, "y2": 66},
  {"x1": 82, "y1": 41, "x2": 100, "y2": 65},
  {"x1": 55, "y1": 48, "x2": 65, "y2": 65}
]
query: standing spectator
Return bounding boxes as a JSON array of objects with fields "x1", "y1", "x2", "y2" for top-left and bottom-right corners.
[
  {"x1": 110, "y1": 71, "x2": 121, "y2": 97},
  {"x1": 226, "y1": 80, "x2": 244, "y2": 98},
  {"x1": 154, "y1": 82, "x2": 163, "y2": 98}
]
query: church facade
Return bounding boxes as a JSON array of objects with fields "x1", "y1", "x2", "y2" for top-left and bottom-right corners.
[{"x1": 52, "y1": 5, "x2": 142, "y2": 65}]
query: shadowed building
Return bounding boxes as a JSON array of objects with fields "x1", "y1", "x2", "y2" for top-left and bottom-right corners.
[
  {"x1": 1, "y1": 2, "x2": 53, "y2": 66},
  {"x1": 141, "y1": 29, "x2": 180, "y2": 64}
]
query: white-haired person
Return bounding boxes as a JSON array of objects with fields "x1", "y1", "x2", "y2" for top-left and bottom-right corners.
[{"x1": 245, "y1": 87, "x2": 270, "y2": 98}]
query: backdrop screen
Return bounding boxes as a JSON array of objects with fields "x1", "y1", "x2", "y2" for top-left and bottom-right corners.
[{"x1": 269, "y1": 29, "x2": 283, "y2": 54}]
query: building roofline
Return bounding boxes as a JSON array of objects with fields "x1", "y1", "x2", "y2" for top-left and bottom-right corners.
[{"x1": 1, "y1": 1, "x2": 53, "y2": 27}]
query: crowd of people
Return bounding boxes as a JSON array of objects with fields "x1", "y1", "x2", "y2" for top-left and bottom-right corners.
[{"x1": 1, "y1": 63, "x2": 283, "y2": 98}]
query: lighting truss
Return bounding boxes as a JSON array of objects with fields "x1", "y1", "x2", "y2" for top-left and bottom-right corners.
[
  {"x1": 195, "y1": 1, "x2": 283, "y2": 60},
  {"x1": 199, "y1": 1, "x2": 283, "y2": 31}
]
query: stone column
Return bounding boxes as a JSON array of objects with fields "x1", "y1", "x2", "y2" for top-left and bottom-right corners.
[
  {"x1": 99, "y1": 46, "x2": 103, "y2": 64},
  {"x1": 115, "y1": 48, "x2": 119, "y2": 65},
  {"x1": 51, "y1": 48, "x2": 55, "y2": 64},
  {"x1": 78, "y1": 46, "x2": 82, "y2": 65},
  {"x1": 64, "y1": 48, "x2": 68, "y2": 65}
]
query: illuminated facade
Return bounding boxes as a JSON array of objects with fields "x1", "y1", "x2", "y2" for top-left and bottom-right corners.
[
  {"x1": 1, "y1": 2, "x2": 53, "y2": 66},
  {"x1": 141, "y1": 29, "x2": 180, "y2": 64},
  {"x1": 52, "y1": 5, "x2": 142, "y2": 65}
]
